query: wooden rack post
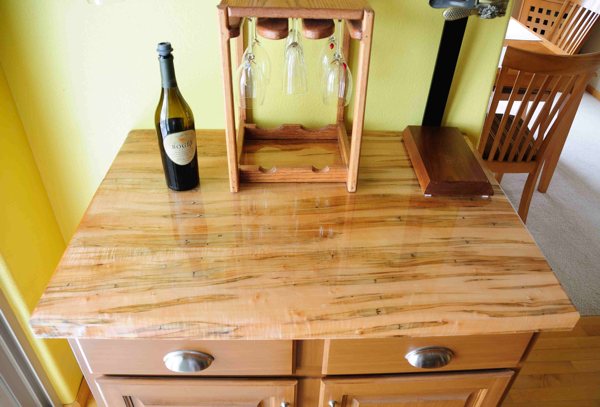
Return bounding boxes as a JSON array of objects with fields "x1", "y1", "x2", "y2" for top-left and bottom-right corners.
[{"x1": 217, "y1": 0, "x2": 374, "y2": 193}]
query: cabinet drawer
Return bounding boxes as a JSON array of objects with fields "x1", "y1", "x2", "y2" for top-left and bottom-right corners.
[
  {"x1": 76, "y1": 339, "x2": 293, "y2": 376},
  {"x1": 320, "y1": 370, "x2": 513, "y2": 407},
  {"x1": 97, "y1": 376, "x2": 297, "y2": 407},
  {"x1": 323, "y1": 333, "x2": 532, "y2": 374}
]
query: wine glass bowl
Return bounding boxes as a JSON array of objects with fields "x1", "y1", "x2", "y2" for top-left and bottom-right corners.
[
  {"x1": 321, "y1": 20, "x2": 353, "y2": 106},
  {"x1": 243, "y1": 42, "x2": 271, "y2": 84},
  {"x1": 242, "y1": 18, "x2": 271, "y2": 83},
  {"x1": 323, "y1": 58, "x2": 353, "y2": 107},
  {"x1": 248, "y1": 18, "x2": 272, "y2": 83},
  {"x1": 237, "y1": 18, "x2": 268, "y2": 108},
  {"x1": 237, "y1": 51, "x2": 266, "y2": 108},
  {"x1": 283, "y1": 18, "x2": 308, "y2": 95},
  {"x1": 236, "y1": 17, "x2": 351, "y2": 104},
  {"x1": 320, "y1": 35, "x2": 336, "y2": 80}
]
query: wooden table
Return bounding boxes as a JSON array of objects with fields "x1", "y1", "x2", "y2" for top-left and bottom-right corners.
[
  {"x1": 30, "y1": 130, "x2": 578, "y2": 406},
  {"x1": 503, "y1": 17, "x2": 565, "y2": 56},
  {"x1": 499, "y1": 18, "x2": 566, "y2": 69}
]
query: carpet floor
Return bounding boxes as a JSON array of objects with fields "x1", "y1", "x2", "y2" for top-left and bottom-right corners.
[{"x1": 500, "y1": 93, "x2": 600, "y2": 316}]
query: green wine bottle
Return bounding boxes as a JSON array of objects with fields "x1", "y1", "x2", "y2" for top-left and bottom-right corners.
[{"x1": 155, "y1": 42, "x2": 199, "y2": 191}]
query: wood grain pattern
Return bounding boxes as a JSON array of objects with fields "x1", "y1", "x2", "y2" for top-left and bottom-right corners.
[
  {"x1": 221, "y1": 0, "x2": 370, "y2": 20},
  {"x1": 30, "y1": 130, "x2": 578, "y2": 340},
  {"x1": 319, "y1": 371, "x2": 513, "y2": 407},
  {"x1": 323, "y1": 334, "x2": 532, "y2": 375},
  {"x1": 77, "y1": 339, "x2": 293, "y2": 376},
  {"x1": 239, "y1": 164, "x2": 348, "y2": 182},
  {"x1": 239, "y1": 136, "x2": 347, "y2": 182},
  {"x1": 219, "y1": 7, "x2": 240, "y2": 192},
  {"x1": 244, "y1": 124, "x2": 338, "y2": 140},
  {"x1": 586, "y1": 83, "x2": 600, "y2": 102},
  {"x1": 337, "y1": 26, "x2": 351, "y2": 123},
  {"x1": 256, "y1": 17, "x2": 289, "y2": 40},
  {"x1": 302, "y1": 19, "x2": 335, "y2": 40},
  {"x1": 345, "y1": 18, "x2": 363, "y2": 40},
  {"x1": 64, "y1": 377, "x2": 91, "y2": 407},
  {"x1": 69, "y1": 339, "x2": 106, "y2": 407},
  {"x1": 403, "y1": 126, "x2": 494, "y2": 197},
  {"x1": 82, "y1": 317, "x2": 600, "y2": 407},
  {"x1": 97, "y1": 377, "x2": 296, "y2": 407},
  {"x1": 336, "y1": 124, "x2": 350, "y2": 166},
  {"x1": 504, "y1": 316, "x2": 600, "y2": 407},
  {"x1": 346, "y1": 9, "x2": 373, "y2": 192}
]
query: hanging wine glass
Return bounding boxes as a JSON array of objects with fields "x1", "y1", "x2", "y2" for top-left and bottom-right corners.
[
  {"x1": 283, "y1": 18, "x2": 308, "y2": 95},
  {"x1": 237, "y1": 55, "x2": 266, "y2": 108},
  {"x1": 237, "y1": 18, "x2": 267, "y2": 108},
  {"x1": 320, "y1": 34, "x2": 336, "y2": 80},
  {"x1": 322, "y1": 20, "x2": 353, "y2": 107},
  {"x1": 244, "y1": 17, "x2": 271, "y2": 83}
]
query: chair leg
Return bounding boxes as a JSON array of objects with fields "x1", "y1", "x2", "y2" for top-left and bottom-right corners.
[
  {"x1": 518, "y1": 165, "x2": 543, "y2": 223},
  {"x1": 538, "y1": 105, "x2": 576, "y2": 193},
  {"x1": 495, "y1": 173, "x2": 504, "y2": 183},
  {"x1": 538, "y1": 141, "x2": 563, "y2": 193}
]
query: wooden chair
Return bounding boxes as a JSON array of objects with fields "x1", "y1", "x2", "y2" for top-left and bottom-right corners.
[
  {"x1": 478, "y1": 46, "x2": 600, "y2": 222},
  {"x1": 517, "y1": 0, "x2": 568, "y2": 39},
  {"x1": 519, "y1": 0, "x2": 600, "y2": 54},
  {"x1": 547, "y1": 0, "x2": 600, "y2": 54}
]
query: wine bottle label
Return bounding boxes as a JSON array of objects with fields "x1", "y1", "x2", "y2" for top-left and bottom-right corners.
[{"x1": 163, "y1": 130, "x2": 196, "y2": 165}]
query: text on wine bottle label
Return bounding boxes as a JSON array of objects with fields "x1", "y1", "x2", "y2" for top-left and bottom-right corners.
[{"x1": 163, "y1": 130, "x2": 197, "y2": 166}]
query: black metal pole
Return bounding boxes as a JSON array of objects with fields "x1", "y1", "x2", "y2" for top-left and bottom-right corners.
[{"x1": 422, "y1": 18, "x2": 469, "y2": 127}]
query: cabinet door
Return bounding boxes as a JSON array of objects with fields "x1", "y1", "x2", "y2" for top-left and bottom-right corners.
[
  {"x1": 96, "y1": 377, "x2": 296, "y2": 407},
  {"x1": 320, "y1": 371, "x2": 513, "y2": 407}
]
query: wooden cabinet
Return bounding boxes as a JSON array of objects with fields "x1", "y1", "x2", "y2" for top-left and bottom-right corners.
[
  {"x1": 96, "y1": 377, "x2": 297, "y2": 407},
  {"x1": 323, "y1": 335, "x2": 532, "y2": 375},
  {"x1": 319, "y1": 371, "x2": 513, "y2": 407},
  {"x1": 73, "y1": 337, "x2": 527, "y2": 407},
  {"x1": 32, "y1": 123, "x2": 579, "y2": 405},
  {"x1": 77, "y1": 339, "x2": 293, "y2": 376}
]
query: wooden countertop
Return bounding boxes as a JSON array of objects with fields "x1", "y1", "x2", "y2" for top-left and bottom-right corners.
[{"x1": 30, "y1": 130, "x2": 578, "y2": 339}]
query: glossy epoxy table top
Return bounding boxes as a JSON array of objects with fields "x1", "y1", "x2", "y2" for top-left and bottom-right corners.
[{"x1": 30, "y1": 130, "x2": 578, "y2": 339}]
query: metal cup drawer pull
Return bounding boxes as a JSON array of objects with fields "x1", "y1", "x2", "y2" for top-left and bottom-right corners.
[
  {"x1": 405, "y1": 346, "x2": 454, "y2": 369},
  {"x1": 163, "y1": 350, "x2": 214, "y2": 373},
  {"x1": 281, "y1": 403, "x2": 290, "y2": 407},
  {"x1": 328, "y1": 401, "x2": 337, "y2": 407}
]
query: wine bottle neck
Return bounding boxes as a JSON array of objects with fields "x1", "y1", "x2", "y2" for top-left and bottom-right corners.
[{"x1": 159, "y1": 55, "x2": 178, "y2": 89}]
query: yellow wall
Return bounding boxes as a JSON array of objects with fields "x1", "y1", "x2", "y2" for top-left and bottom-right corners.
[
  {"x1": 0, "y1": 66, "x2": 82, "y2": 403},
  {"x1": 0, "y1": 0, "x2": 509, "y2": 240}
]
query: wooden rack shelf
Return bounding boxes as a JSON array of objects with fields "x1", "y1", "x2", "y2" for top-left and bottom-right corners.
[
  {"x1": 238, "y1": 124, "x2": 349, "y2": 183},
  {"x1": 218, "y1": 0, "x2": 374, "y2": 192}
]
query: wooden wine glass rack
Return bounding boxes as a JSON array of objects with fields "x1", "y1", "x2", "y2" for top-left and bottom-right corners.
[{"x1": 217, "y1": 0, "x2": 374, "y2": 192}]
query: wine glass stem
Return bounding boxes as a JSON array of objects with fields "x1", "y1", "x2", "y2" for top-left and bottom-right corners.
[
  {"x1": 250, "y1": 17, "x2": 257, "y2": 46},
  {"x1": 294, "y1": 18, "x2": 300, "y2": 43},
  {"x1": 334, "y1": 19, "x2": 343, "y2": 59}
]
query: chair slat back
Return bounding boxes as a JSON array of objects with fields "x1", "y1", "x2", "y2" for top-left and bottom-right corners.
[
  {"x1": 547, "y1": 0, "x2": 600, "y2": 54},
  {"x1": 479, "y1": 47, "x2": 600, "y2": 164}
]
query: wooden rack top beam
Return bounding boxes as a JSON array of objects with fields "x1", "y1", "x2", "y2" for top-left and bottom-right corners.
[{"x1": 219, "y1": 0, "x2": 371, "y2": 20}]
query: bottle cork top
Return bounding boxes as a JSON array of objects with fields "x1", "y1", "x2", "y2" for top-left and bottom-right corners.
[{"x1": 157, "y1": 42, "x2": 173, "y2": 57}]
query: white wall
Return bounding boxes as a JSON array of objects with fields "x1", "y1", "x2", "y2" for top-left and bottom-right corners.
[{"x1": 581, "y1": 26, "x2": 600, "y2": 90}]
